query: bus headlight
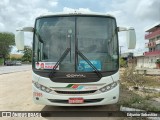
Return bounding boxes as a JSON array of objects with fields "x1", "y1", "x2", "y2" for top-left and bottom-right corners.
[
  {"x1": 33, "y1": 82, "x2": 52, "y2": 93},
  {"x1": 99, "y1": 81, "x2": 118, "y2": 92}
]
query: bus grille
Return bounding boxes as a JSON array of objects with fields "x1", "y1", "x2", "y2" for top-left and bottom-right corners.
[
  {"x1": 54, "y1": 90, "x2": 96, "y2": 94},
  {"x1": 48, "y1": 98, "x2": 104, "y2": 104}
]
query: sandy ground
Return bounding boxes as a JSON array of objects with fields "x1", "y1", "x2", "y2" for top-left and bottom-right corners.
[{"x1": 0, "y1": 70, "x2": 124, "y2": 120}]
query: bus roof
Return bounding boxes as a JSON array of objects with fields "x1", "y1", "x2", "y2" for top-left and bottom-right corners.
[{"x1": 37, "y1": 12, "x2": 115, "y2": 19}]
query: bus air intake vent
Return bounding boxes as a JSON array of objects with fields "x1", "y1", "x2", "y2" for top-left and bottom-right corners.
[{"x1": 54, "y1": 90, "x2": 96, "y2": 94}]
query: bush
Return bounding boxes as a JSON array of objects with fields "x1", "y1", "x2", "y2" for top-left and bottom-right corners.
[
  {"x1": 119, "y1": 57, "x2": 127, "y2": 67},
  {"x1": 121, "y1": 67, "x2": 146, "y2": 87}
]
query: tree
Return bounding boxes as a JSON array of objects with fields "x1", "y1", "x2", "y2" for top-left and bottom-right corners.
[
  {"x1": 0, "y1": 32, "x2": 15, "y2": 64},
  {"x1": 22, "y1": 46, "x2": 32, "y2": 62}
]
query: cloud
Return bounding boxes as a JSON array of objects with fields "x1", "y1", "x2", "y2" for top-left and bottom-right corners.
[
  {"x1": 63, "y1": 7, "x2": 91, "y2": 13},
  {"x1": 106, "y1": 10, "x2": 122, "y2": 17},
  {"x1": 48, "y1": 0, "x2": 58, "y2": 7},
  {"x1": 0, "y1": 0, "x2": 159, "y2": 54},
  {"x1": 106, "y1": 0, "x2": 160, "y2": 53},
  {"x1": 0, "y1": 0, "x2": 57, "y2": 53},
  {"x1": 106, "y1": 10, "x2": 127, "y2": 26},
  {"x1": 0, "y1": 0, "x2": 58, "y2": 33},
  {"x1": 0, "y1": 22, "x2": 5, "y2": 32},
  {"x1": 135, "y1": 0, "x2": 160, "y2": 21},
  {"x1": 110, "y1": 0, "x2": 160, "y2": 22},
  {"x1": 0, "y1": 0, "x2": 9, "y2": 6}
]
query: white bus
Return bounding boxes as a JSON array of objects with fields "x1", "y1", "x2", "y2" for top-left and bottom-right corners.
[{"x1": 15, "y1": 12, "x2": 136, "y2": 106}]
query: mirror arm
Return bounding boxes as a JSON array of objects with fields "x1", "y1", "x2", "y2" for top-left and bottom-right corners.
[
  {"x1": 118, "y1": 27, "x2": 127, "y2": 32},
  {"x1": 118, "y1": 27, "x2": 135, "y2": 32},
  {"x1": 16, "y1": 27, "x2": 34, "y2": 32}
]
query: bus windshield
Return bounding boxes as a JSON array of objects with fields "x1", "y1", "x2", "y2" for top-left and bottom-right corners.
[{"x1": 33, "y1": 16, "x2": 119, "y2": 72}]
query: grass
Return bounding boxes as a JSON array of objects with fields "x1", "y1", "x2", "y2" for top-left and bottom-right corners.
[
  {"x1": 118, "y1": 88, "x2": 145, "y2": 108},
  {"x1": 120, "y1": 67, "x2": 160, "y2": 100},
  {"x1": 119, "y1": 89, "x2": 160, "y2": 111},
  {"x1": 142, "y1": 76, "x2": 160, "y2": 87},
  {"x1": 119, "y1": 80, "x2": 160, "y2": 111},
  {"x1": 145, "y1": 93, "x2": 160, "y2": 100},
  {"x1": 121, "y1": 67, "x2": 160, "y2": 87}
]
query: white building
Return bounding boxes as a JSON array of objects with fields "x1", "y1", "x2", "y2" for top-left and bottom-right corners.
[{"x1": 136, "y1": 22, "x2": 160, "y2": 69}]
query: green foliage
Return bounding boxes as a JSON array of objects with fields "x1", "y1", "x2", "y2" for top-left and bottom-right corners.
[
  {"x1": 22, "y1": 46, "x2": 32, "y2": 62},
  {"x1": 0, "y1": 58, "x2": 4, "y2": 65},
  {"x1": 155, "y1": 59, "x2": 160, "y2": 64},
  {"x1": 119, "y1": 57, "x2": 127, "y2": 67},
  {"x1": 0, "y1": 32, "x2": 15, "y2": 58},
  {"x1": 129, "y1": 95, "x2": 144, "y2": 104},
  {"x1": 119, "y1": 95, "x2": 145, "y2": 106}
]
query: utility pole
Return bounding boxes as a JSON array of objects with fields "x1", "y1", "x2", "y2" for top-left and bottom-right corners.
[{"x1": 119, "y1": 46, "x2": 123, "y2": 57}]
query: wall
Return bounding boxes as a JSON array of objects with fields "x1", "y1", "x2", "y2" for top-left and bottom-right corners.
[{"x1": 136, "y1": 56, "x2": 160, "y2": 69}]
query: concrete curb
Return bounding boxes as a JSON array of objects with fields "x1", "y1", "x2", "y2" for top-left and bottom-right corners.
[{"x1": 120, "y1": 106, "x2": 160, "y2": 120}]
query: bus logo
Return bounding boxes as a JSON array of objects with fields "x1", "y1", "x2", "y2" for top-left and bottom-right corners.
[{"x1": 66, "y1": 74, "x2": 86, "y2": 78}]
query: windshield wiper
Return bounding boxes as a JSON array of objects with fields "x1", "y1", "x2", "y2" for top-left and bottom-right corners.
[
  {"x1": 76, "y1": 49, "x2": 103, "y2": 78},
  {"x1": 49, "y1": 48, "x2": 71, "y2": 78}
]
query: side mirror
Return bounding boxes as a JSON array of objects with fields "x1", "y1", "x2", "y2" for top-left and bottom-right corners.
[
  {"x1": 15, "y1": 27, "x2": 34, "y2": 50},
  {"x1": 15, "y1": 31, "x2": 24, "y2": 50},
  {"x1": 126, "y1": 27, "x2": 136, "y2": 49},
  {"x1": 118, "y1": 27, "x2": 136, "y2": 49}
]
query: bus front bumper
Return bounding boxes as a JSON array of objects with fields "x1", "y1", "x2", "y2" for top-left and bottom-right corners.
[{"x1": 32, "y1": 84, "x2": 119, "y2": 106}]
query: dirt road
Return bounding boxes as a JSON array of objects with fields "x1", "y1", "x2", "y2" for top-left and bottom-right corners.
[
  {"x1": 0, "y1": 65, "x2": 31, "y2": 74},
  {"x1": 0, "y1": 70, "x2": 124, "y2": 120}
]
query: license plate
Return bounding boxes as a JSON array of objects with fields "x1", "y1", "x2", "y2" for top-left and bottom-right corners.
[{"x1": 68, "y1": 98, "x2": 84, "y2": 104}]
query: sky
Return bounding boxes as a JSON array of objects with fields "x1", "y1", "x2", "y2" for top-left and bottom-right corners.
[{"x1": 0, "y1": 0, "x2": 160, "y2": 54}]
